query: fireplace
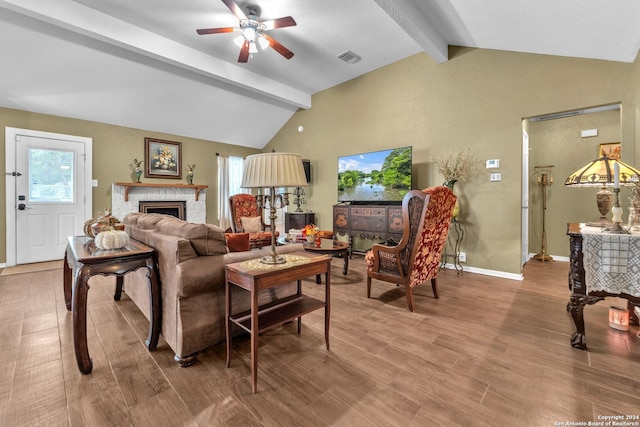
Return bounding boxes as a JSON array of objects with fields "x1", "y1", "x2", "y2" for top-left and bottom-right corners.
[
  {"x1": 139, "y1": 201, "x2": 186, "y2": 220},
  {"x1": 112, "y1": 183, "x2": 206, "y2": 223}
]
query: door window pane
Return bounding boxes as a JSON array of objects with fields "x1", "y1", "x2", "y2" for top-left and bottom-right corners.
[{"x1": 29, "y1": 148, "x2": 75, "y2": 203}]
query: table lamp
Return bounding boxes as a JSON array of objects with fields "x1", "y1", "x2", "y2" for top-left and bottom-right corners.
[
  {"x1": 565, "y1": 155, "x2": 640, "y2": 228},
  {"x1": 241, "y1": 152, "x2": 308, "y2": 264}
]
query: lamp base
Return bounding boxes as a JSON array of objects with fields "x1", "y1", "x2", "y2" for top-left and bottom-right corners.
[
  {"x1": 260, "y1": 254, "x2": 287, "y2": 264},
  {"x1": 586, "y1": 217, "x2": 612, "y2": 227},
  {"x1": 604, "y1": 222, "x2": 629, "y2": 234},
  {"x1": 534, "y1": 253, "x2": 553, "y2": 262}
]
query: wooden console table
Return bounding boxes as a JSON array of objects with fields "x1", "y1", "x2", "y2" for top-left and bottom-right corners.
[
  {"x1": 566, "y1": 223, "x2": 640, "y2": 350},
  {"x1": 225, "y1": 252, "x2": 331, "y2": 393},
  {"x1": 63, "y1": 236, "x2": 161, "y2": 374}
]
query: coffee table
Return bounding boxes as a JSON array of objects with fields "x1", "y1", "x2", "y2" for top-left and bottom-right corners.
[{"x1": 303, "y1": 240, "x2": 350, "y2": 284}]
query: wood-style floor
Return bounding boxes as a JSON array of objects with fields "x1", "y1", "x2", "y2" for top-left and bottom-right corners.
[{"x1": 1, "y1": 256, "x2": 639, "y2": 426}]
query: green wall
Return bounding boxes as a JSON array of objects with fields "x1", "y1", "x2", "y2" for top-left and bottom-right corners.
[
  {"x1": 0, "y1": 108, "x2": 259, "y2": 263},
  {"x1": 3, "y1": 46, "x2": 640, "y2": 274},
  {"x1": 266, "y1": 47, "x2": 637, "y2": 275}
]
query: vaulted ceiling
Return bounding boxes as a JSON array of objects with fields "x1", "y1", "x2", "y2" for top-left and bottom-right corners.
[{"x1": 1, "y1": 0, "x2": 639, "y2": 148}]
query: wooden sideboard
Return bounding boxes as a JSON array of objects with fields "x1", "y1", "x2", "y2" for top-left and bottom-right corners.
[{"x1": 333, "y1": 204, "x2": 403, "y2": 252}]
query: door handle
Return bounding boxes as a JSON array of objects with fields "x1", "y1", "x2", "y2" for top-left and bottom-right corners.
[{"x1": 18, "y1": 203, "x2": 30, "y2": 210}]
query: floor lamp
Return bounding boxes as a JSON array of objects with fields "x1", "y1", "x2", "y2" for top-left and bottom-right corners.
[
  {"x1": 534, "y1": 165, "x2": 554, "y2": 262},
  {"x1": 241, "y1": 152, "x2": 308, "y2": 264}
]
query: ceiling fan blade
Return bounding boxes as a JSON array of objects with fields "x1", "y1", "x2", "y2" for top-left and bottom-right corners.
[
  {"x1": 222, "y1": 0, "x2": 247, "y2": 20},
  {"x1": 262, "y1": 16, "x2": 297, "y2": 30},
  {"x1": 196, "y1": 27, "x2": 236, "y2": 35},
  {"x1": 238, "y1": 40, "x2": 250, "y2": 63},
  {"x1": 262, "y1": 34, "x2": 294, "y2": 60}
]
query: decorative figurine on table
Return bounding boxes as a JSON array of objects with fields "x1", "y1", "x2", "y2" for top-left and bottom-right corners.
[
  {"x1": 133, "y1": 158, "x2": 143, "y2": 183},
  {"x1": 186, "y1": 164, "x2": 195, "y2": 184}
]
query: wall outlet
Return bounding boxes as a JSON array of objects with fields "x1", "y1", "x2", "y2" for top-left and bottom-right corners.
[{"x1": 458, "y1": 252, "x2": 466, "y2": 263}]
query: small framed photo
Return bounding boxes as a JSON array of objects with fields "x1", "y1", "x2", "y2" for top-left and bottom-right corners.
[
  {"x1": 598, "y1": 142, "x2": 621, "y2": 160},
  {"x1": 144, "y1": 138, "x2": 182, "y2": 179}
]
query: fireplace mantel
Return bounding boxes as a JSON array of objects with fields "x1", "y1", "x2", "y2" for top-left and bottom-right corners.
[{"x1": 114, "y1": 182, "x2": 208, "y2": 202}]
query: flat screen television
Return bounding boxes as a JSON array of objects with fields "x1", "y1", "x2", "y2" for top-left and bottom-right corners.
[{"x1": 338, "y1": 146, "x2": 412, "y2": 204}]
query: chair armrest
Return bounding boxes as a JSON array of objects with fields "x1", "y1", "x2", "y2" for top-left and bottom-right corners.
[{"x1": 369, "y1": 242, "x2": 404, "y2": 276}]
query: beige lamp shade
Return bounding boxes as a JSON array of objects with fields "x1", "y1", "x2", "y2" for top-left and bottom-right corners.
[
  {"x1": 565, "y1": 156, "x2": 640, "y2": 186},
  {"x1": 241, "y1": 152, "x2": 308, "y2": 189}
]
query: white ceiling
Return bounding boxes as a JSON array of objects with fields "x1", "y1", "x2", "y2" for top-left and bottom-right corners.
[{"x1": 1, "y1": 0, "x2": 639, "y2": 149}]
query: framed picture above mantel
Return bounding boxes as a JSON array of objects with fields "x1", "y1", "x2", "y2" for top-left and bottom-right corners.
[{"x1": 144, "y1": 138, "x2": 182, "y2": 179}]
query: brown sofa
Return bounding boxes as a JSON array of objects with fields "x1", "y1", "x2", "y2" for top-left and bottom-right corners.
[{"x1": 122, "y1": 213, "x2": 303, "y2": 367}]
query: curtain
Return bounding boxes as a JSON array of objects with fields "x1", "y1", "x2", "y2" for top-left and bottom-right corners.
[{"x1": 217, "y1": 155, "x2": 247, "y2": 231}]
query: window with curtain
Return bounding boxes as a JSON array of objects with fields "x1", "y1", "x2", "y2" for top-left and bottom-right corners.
[{"x1": 217, "y1": 155, "x2": 247, "y2": 231}]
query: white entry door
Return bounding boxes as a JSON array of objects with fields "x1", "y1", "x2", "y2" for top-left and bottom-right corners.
[{"x1": 5, "y1": 128, "x2": 92, "y2": 266}]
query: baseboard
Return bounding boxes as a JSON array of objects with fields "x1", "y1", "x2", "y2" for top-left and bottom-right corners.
[
  {"x1": 441, "y1": 263, "x2": 524, "y2": 281},
  {"x1": 441, "y1": 253, "x2": 569, "y2": 281},
  {"x1": 526, "y1": 253, "x2": 570, "y2": 263}
]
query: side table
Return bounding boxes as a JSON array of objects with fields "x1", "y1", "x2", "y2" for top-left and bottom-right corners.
[
  {"x1": 225, "y1": 251, "x2": 331, "y2": 393},
  {"x1": 440, "y1": 219, "x2": 464, "y2": 273},
  {"x1": 303, "y1": 240, "x2": 350, "y2": 283},
  {"x1": 63, "y1": 236, "x2": 161, "y2": 374}
]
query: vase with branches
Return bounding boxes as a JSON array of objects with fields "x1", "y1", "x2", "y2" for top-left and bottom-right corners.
[
  {"x1": 434, "y1": 147, "x2": 480, "y2": 189},
  {"x1": 433, "y1": 148, "x2": 480, "y2": 218}
]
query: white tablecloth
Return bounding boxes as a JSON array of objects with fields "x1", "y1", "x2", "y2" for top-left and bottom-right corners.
[{"x1": 580, "y1": 224, "x2": 640, "y2": 297}]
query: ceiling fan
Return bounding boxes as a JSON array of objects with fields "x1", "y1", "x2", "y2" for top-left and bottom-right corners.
[{"x1": 197, "y1": 0, "x2": 297, "y2": 63}]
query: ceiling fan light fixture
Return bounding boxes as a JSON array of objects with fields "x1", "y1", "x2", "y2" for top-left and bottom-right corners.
[
  {"x1": 197, "y1": 0, "x2": 296, "y2": 63},
  {"x1": 233, "y1": 35, "x2": 245, "y2": 48},
  {"x1": 258, "y1": 35, "x2": 270, "y2": 50},
  {"x1": 242, "y1": 26, "x2": 256, "y2": 42}
]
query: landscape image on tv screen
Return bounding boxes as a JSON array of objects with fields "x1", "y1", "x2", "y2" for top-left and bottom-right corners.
[{"x1": 338, "y1": 146, "x2": 412, "y2": 203}]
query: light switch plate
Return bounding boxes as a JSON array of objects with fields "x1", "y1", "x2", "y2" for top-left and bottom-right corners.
[
  {"x1": 486, "y1": 159, "x2": 500, "y2": 169},
  {"x1": 490, "y1": 173, "x2": 502, "y2": 182}
]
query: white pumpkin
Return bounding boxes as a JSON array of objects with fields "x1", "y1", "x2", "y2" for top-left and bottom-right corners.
[{"x1": 94, "y1": 230, "x2": 130, "y2": 250}]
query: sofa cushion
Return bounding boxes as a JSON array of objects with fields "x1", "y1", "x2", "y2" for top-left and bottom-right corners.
[
  {"x1": 241, "y1": 216, "x2": 262, "y2": 233},
  {"x1": 225, "y1": 233, "x2": 250, "y2": 252},
  {"x1": 139, "y1": 214, "x2": 175, "y2": 229},
  {"x1": 155, "y1": 217, "x2": 227, "y2": 256},
  {"x1": 124, "y1": 212, "x2": 176, "y2": 230}
]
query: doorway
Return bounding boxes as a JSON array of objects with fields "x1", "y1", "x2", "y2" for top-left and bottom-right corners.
[
  {"x1": 5, "y1": 127, "x2": 93, "y2": 266},
  {"x1": 522, "y1": 104, "x2": 621, "y2": 266}
]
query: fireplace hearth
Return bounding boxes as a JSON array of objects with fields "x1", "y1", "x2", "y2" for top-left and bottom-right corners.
[{"x1": 139, "y1": 201, "x2": 186, "y2": 220}]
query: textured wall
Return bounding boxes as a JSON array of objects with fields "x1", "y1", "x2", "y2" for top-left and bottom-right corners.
[{"x1": 265, "y1": 47, "x2": 637, "y2": 275}]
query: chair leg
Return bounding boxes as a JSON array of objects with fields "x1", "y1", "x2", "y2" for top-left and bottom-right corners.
[
  {"x1": 406, "y1": 285, "x2": 415, "y2": 312},
  {"x1": 367, "y1": 276, "x2": 372, "y2": 298},
  {"x1": 431, "y1": 278, "x2": 439, "y2": 299}
]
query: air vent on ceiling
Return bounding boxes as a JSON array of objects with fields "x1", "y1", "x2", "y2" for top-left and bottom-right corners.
[{"x1": 337, "y1": 50, "x2": 362, "y2": 64}]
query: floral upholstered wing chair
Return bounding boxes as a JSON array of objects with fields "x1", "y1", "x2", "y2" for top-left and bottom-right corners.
[
  {"x1": 228, "y1": 194, "x2": 278, "y2": 249},
  {"x1": 365, "y1": 186, "x2": 457, "y2": 312}
]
